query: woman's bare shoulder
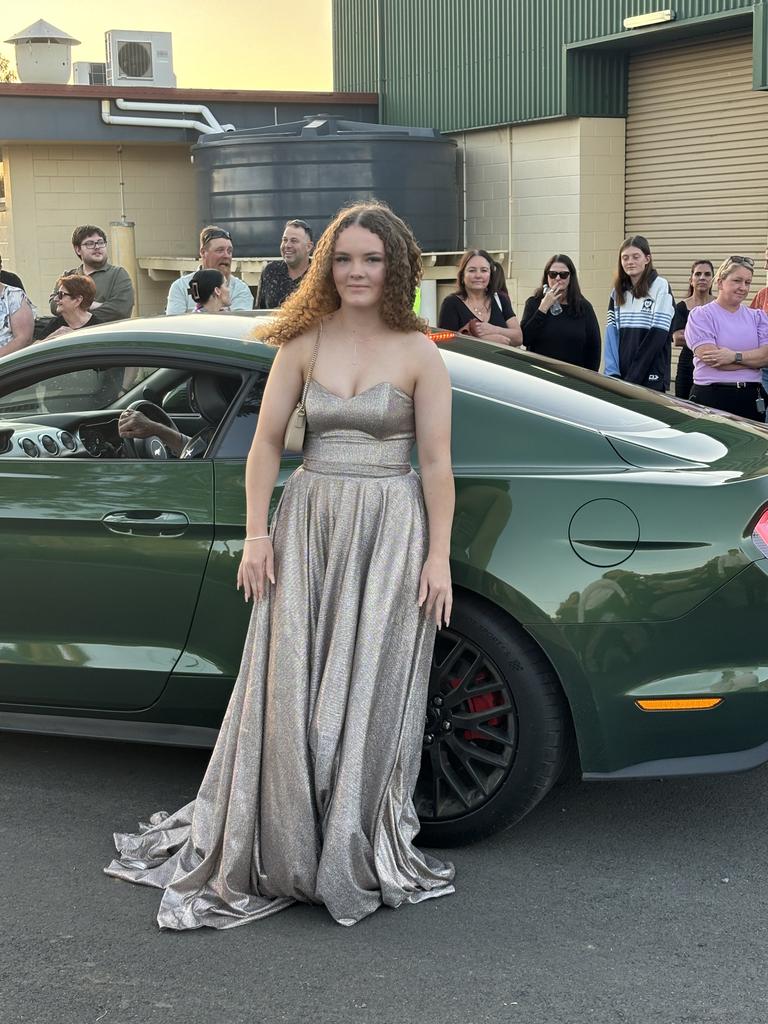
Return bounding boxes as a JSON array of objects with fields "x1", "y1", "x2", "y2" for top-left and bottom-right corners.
[{"x1": 275, "y1": 324, "x2": 321, "y2": 364}]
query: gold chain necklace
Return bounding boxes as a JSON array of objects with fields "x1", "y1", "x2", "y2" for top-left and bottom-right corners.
[{"x1": 467, "y1": 295, "x2": 489, "y2": 319}]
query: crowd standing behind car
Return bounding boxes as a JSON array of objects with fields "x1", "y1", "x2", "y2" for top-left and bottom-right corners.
[{"x1": 4, "y1": 211, "x2": 768, "y2": 425}]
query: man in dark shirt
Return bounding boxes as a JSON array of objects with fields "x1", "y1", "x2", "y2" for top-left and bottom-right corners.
[
  {"x1": 257, "y1": 219, "x2": 314, "y2": 309},
  {"x1": 0, "y1": 254, "x2": 24, "y2": 291}
]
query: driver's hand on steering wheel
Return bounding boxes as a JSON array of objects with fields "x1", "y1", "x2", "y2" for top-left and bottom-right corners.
[
  {"x1": 119, "y1": 408, "x2": 187, "y2": 457},
  {"x1": 118, "y1": 408, "x2": 156, "y2": 439}
]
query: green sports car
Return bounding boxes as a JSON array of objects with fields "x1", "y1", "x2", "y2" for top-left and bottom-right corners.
[{"x1": 3, "y1": 313, "x2": 768, "y2": 846}]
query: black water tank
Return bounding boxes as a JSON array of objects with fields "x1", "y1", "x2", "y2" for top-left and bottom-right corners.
[{"x1": 191, "y1": 115, "x2": 459, "y2": 254}]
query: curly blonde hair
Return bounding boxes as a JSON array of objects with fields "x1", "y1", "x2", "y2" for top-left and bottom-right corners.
[{"x1": 254, "y1": 201, "x2": 425, "y2": 345}]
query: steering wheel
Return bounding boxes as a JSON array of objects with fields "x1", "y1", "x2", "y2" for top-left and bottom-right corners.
[{"x1": 121, "y1": 400, "x2": 177, "y2": 460}]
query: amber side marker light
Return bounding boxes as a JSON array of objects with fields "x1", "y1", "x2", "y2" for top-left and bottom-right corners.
[
  {"x1": 635, "y1": 698, "x2": 723, "y2": 712},
  {"x1": 428, "y1": 330, "x2": 457, "y2": 343}
]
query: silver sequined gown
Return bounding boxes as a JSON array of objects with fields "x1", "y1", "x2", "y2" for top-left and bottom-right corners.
[{"x1": 105, "y1": 379, "x2": 456, "y2": 929}]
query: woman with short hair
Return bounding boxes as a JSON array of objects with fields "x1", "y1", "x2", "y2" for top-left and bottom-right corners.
[
  {"x1": 605, "y1": 235, "x2": 674, "y2": 390},
  {"x1": 686, "y1": 255, "x2": 768, "y2": 420},
  {"x1": 438, "y1": 248, "x2": 522, "y2": 345},
  {"x1": 520, "y1": 254, "x2": 601, "y2": 370},
  {"x1": 39, "y1": 274, "x2": 99, "y2": 340}
]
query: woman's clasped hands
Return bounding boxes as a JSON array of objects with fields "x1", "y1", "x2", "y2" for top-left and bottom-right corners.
[{"x1": 699, "y1": 347, "x2": 737, "y2": 368}]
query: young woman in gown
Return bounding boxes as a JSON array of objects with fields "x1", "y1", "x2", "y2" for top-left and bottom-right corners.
[{"x1": 105, "y1": 201, "x2": 457, "y2": 930}]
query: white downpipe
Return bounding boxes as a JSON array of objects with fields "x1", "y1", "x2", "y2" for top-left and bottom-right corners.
[
  {"x1": 114, "y1": 98, "x2": 235, "y2": 132},
  {"x1": 100, "y1": 101, "x2": 232, "y2": 135}
]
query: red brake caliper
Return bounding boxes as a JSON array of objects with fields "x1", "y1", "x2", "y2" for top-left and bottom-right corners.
[{"x1": 449, "y1": 670, "x2": 502, "y2": 741}]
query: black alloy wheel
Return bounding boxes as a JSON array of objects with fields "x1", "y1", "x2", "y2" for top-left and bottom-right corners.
[{"x1": 415, "y1": 593, "x2": 572, "y2": 847}]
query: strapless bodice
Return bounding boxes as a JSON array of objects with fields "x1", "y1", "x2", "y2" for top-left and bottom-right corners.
[{"x1": 302, "y1": 379, "x2": 415, "y2": 477}]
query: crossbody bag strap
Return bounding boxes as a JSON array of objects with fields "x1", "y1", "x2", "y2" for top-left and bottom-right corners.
[{"x1": 298, "y1": 320, "x2": 323, "y2": 411}]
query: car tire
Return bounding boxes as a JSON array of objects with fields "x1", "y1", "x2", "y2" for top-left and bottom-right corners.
[{"x1": 415, "y1": 591, "x2": 572, "y2": 847}]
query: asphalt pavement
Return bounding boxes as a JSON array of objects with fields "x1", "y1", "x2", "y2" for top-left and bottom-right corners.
[{"x1": 2, "y1": 731, "x2": 768, "y2": 1024}]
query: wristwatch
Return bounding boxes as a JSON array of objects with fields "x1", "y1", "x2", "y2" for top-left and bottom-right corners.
[{"x1": 734, "y1": 352, "x2": 743, "y2": 364}]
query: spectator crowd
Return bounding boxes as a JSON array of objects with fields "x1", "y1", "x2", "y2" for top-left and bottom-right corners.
[{"x1": 2, "y1": 215, "x2": 768, "y2": 422}]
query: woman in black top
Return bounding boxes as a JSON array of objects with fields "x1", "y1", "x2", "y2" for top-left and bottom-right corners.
[
  {"x1": 671, "y1": 259, "x2": 714, "y2": 399},
  {"x1": 39, "y1": 274, "x2": 106, "y2": 340},
  {"x1": 438, "y1": 249, "x2": 522, "y2": 345},
  {"x1": 520, "y1": 255, "x2": 601, "y2": 370}
]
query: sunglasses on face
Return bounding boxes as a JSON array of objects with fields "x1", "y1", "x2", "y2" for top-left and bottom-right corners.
[
  {"x1": 547, "y1": 270, "x2": 570, "y2": 280},
  {"x1": 52, "y1": 291, "x2": 71, "y2": 300}
]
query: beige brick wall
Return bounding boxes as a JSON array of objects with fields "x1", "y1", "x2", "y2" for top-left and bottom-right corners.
[
  {"x1": 3, "y1": 143, "x2": 197, "y2": 315},
  {"x1": 459, "y1": 128, "x2": 510, "y2": 253},
  {"x1": 450, "y1": 118, "x2": 626, "y2": 352}
]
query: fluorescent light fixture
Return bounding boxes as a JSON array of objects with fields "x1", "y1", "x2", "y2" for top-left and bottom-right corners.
[{"x1": 623, "y1": 9, "x2": 676, "y2": 29}]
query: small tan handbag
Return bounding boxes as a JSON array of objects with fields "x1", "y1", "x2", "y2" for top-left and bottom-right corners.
[{"x1": 283, "y1": 321, "x2": 322, "y2": 454}]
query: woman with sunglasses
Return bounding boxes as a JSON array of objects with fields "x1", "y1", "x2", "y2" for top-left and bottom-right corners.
[
  {"x1": 687, "y1": 255, "x2": 768, "y2": 420},
  {"x1": 520, "y1": 255, "x2": 601, "y2": 370},
  {"x1": 38, "y1": 274, "x2": 101, "y2": 340},
  {"x1": 605, "y1": 235, "x2": 674, "y2": 390},
  {"x1": 671, "y1": 260, "x2": 714, "y2": 399}
]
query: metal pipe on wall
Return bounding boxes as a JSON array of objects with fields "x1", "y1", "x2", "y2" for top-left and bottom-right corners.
[{"x1": 110, "y1": 220, "x2": 139, "y2": 318}]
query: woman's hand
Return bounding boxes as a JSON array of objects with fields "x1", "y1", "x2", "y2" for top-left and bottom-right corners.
[
  {"x1": 237, "y1": 538, "x2": 275, "y2": 601},
  {"x1": 538, "y1": 280, "x2": 565, "y2": 313},
  {"x1": 471, "y1": 320, "x2": 498, "y2": 339},
  {"x1": 699, "y1": 348, "x2": 736, "y2": 367},
  {"x1": 418, "y1": 555, "x2": 452, "y2": 628}
]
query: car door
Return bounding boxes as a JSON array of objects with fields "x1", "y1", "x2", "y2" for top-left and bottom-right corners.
[
  {"x1": 0, "y1": 359, "x2": 215, "y2": 711},
  {"x1": 170, "y1": 371, "x2": 298, "y2": 705}
]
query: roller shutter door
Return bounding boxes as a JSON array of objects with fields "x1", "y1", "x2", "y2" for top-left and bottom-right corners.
[{"x1": 625, "y1": 32, "x2": 768, "y2": 381}]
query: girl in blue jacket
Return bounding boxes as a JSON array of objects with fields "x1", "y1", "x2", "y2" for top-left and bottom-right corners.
[{"x1": 605, "y1": 235, "x2": 674, "y2": 391}]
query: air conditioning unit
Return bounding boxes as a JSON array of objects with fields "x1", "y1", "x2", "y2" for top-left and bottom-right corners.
[
  {"x1": 73, "y1": 61, "x2": 107, "y2": 86},
  {"x1": 105, "y1": 30, "x2": 176, "y2": 88}
]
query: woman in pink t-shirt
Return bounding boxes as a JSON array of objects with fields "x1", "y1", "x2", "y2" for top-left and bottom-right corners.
[{"x1": 685, "y1": 255, "x2": 768, "y2": 421}]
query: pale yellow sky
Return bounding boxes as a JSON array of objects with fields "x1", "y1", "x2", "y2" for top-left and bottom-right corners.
[{"x1": 1, "y1": 1, "x2": 333, "y2": 91}]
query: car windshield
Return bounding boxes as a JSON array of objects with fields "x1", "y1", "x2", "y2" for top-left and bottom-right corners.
[{"x1": 0, "y1": 366, "x2": 155, "y2": 418}]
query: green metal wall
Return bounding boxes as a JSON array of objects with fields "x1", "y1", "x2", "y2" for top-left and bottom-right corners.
[{"x1": 333, "y1": 0, "x2": 760, "y2": 131}]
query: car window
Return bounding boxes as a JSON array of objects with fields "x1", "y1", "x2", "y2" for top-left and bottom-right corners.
[
  {"x1": 0, "y1": 366, "x2": 155, "y2": 417},
  {"x1": 214, "y1": 372, "x2": 268, "y2": 458}
]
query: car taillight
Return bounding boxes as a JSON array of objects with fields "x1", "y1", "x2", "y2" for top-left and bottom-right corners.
[{"x1": 752, "y1": 509, "x2": 768, "y2": 557}]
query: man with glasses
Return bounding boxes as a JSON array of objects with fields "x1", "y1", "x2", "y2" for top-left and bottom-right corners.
[
  {"x1": 165, "y1": 226, "x2": 254, "y2": 314},
  {"x1": 47, "y1": 225, "x2": 134, "y2": 322},
  {"x1": 257, "y1": 219, "x2": 314, "y2": 309}
]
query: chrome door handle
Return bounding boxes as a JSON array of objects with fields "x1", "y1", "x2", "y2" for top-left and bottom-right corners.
[{"x1": 102, "y1": 510, "x2": 190, "y2": 536}]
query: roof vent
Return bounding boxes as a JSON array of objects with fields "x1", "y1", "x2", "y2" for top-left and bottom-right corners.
[{"x1": 4, "y1": 19, "x2": 80, "y2": 84}]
